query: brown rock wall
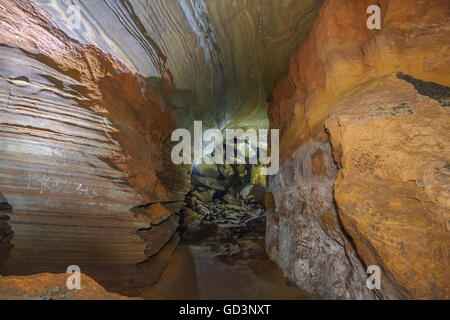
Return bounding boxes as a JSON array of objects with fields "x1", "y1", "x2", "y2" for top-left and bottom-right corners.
[
  {"x1": 326, "y1": 74, "x2": 449, "y2": 299},
  {"x1": 0, "y1": 0, "x2": 189, "y2": 287}
]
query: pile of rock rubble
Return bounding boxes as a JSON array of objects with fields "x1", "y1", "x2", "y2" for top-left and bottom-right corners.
[{"x1": 179, "y1": 163, "x2": 267, "y2": 249}]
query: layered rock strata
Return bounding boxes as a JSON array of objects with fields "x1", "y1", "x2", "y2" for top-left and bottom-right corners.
[
  {"x1": 30, "y1": 0, "x2": 324, "y2": 130},
  {"x1": 0, "y1": 0, "x2": 189, "y2": 288}
]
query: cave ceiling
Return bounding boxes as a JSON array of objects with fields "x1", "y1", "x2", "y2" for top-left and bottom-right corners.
[{"x1": 31, "y1": 0, "x2": 323, "y2": 130}]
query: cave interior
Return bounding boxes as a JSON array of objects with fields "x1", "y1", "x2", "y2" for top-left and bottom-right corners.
[{"x1": 0, "y1": 0, "x2": 449, "y2": 300}]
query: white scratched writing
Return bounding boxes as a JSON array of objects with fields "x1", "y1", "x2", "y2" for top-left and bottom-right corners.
[{"x1": 27, "y1": 172, "x2": 96, "y2": 197}]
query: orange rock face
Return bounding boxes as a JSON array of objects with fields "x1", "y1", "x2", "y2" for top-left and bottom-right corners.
[
  {"x1": 326, "y1": 73, "x2": 450, "y2": 299},
  {"x1": 0, "y1": 273, "x2": 140, "y2": 300},
  {"x1": 0, "y1": 0, "x2": 190, "y2": 287},
  {"x1": 270, "y1": 0, "x2": 450, "y2": 155},
  {"x1": 267, "y1": 0, "x2": 449, "y2": 299}
]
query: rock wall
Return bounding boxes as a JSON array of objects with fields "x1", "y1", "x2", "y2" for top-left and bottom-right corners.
[
  {"x1": 267, "y1": 0, "x2": 449, "y2": 299},
  {"x1": 266, "y1": 140, "x2": 374, "y2": 299},
  {"x1": 0, "y1": 0, "x2": 190, "y2": 288},
  {"x1": 29, "y1": 0, "x2": 324, "y2": 130},
  {"x1": 0, "y1": 193, "x2": 12, "y2": 268}
]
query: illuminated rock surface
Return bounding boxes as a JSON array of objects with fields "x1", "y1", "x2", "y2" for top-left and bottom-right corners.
[
  {"x1": 267, "y1": 0, "x2": 449, "y2": 299},
  {"x1": 0, "y1": 0, "x2": 189, "y2": 288},
  {"x1": 0, "y1": 0, "x2": 321, "y2": 292},
  {"x1": 0, "y1": 273, "x2": 140, "y2": 300},
  {"x1": 30, "y1": 0, "x2": 323, "y2": 130},
  {"x1": 0, "y1": 0, "x2": 448, "y2": 300}
]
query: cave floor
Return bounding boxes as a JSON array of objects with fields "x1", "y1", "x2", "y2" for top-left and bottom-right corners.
[{"x1": 123, "y1": 244, "x2": 309, "y2": 300}]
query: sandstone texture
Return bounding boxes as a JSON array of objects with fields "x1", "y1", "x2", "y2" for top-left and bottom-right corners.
[
  {"x1": 1, "y1": 0, "x2": 448, "y2": 300},
  {"x1": 0, "y1": 0, "x2": 190, "y2": 288},
  {"x1": 267, "y1": 0, "x2": 449, "y2": 299},
  {"x1": 326, "y1": 73, "x2": 450, "y2": 299},
  {"x1": 0, "y1": 273, "x2": 140, "y2": 300},
  {"x1": 29, "y1": 0, "x2": 323, "y2": 130}
]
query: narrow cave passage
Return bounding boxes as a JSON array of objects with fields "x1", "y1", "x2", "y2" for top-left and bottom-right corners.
[
  {"x1": 0, "y1": 0, "x2": 322, "y2": 300},
  {"x1": 0, "y1": 0, "x2": 449, "y2": 301},
  {"x1": 123, "y1": 159, "x2": 309, "y2": 300}
]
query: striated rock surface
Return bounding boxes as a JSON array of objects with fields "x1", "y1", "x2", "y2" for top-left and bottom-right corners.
[
  {"x1": 0, "y1": 0, "x2": 190, "y2": 288},
  {"x1": 30, "y1": 0, "x2": 324, "y2": 130},
  {"x1": 1, "y1": 0, "x2": 448, "y2": 300},
  {"x1": 0, "y1": 273, "x2": 140, "y2": 300},
  {"x1": 267, "y1": 0, "x2": 449, "y2": 299}
]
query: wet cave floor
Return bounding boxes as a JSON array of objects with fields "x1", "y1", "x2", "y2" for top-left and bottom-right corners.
[
  {"x1": 120, "y1": 169, "x2": 309, "y2": 300},
  {"x1": 123, "y1": 244, "x2": 309, "y2": 300}
]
